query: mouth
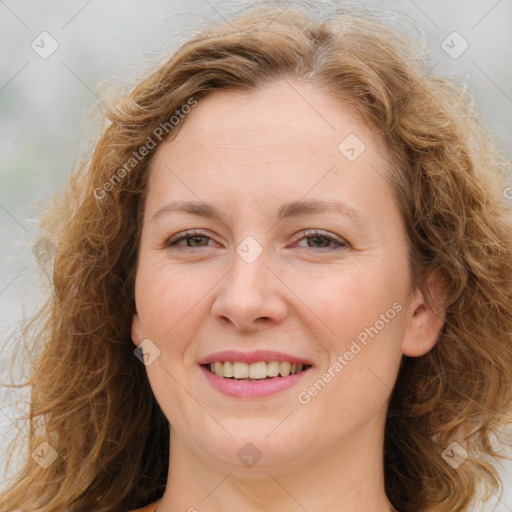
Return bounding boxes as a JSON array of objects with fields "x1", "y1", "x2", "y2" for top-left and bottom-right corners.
[
  {"x1": 198, "y1": 350, "x2": 314, "y2": 397},
  {"x1": 201, "y1": 361, "x2": 313, "y2": 381}
]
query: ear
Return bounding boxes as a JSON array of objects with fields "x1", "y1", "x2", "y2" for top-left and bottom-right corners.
[
  {"x1": 401, "y1": 269, "x2": 447, "y2": 357},
  {"x1": 131, "y1": 311, "x2": 143, "y2": 347}
]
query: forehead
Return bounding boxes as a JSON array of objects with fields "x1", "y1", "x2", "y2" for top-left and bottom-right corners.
[
  {"x1": 147, "y1": 80, "x2": 391, "y2": 206},
  {"x1": 161, "y1": 81, "x2": 373, "y2": 154}
]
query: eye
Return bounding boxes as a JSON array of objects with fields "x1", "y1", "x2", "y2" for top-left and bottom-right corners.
[
  {"x1": 294, "y1": 229, "x2": 348, "y2": 249},
  {"x1": 165, "y1": 230, "x2": 216, "y2": 248},
  {"x1": 164, "y1": 229, "x2": 348, "y2": 251}
]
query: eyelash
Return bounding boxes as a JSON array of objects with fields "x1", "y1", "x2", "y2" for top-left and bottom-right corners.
[{"x1": 164, "y1": 229, "x2": 348, "y2": 250}]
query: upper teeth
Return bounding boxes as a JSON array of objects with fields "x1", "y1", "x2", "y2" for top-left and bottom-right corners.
[{"x1": 209, "y1": 361, "x2": 305, "y2": 379}]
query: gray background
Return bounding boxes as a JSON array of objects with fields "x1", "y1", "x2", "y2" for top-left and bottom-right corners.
[{"x1": 1, "y1": 0, "x2": 511, "y2": 508}]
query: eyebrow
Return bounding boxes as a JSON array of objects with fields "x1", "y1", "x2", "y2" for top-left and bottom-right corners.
[{"x1": 150, "y1": 199, "x2": 364, "y2": 224}]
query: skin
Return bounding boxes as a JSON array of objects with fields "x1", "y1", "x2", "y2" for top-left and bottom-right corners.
[{"x1": 131, "y1": 80, "x2": 445, "y2": 512}]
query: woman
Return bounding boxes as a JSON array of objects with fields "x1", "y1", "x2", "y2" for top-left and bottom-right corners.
[{"x1": 1, "y1": 3, "x2": 511, "y2": 512}]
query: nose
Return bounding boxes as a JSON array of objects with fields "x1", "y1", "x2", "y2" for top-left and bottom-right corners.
[{"x1": 210, "y1": 246, "x2": 288, "y2": 333}]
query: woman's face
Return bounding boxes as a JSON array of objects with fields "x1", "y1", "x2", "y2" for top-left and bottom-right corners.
[{"x1": 132, "y1": 80, "x2": 442, "y2": 475}]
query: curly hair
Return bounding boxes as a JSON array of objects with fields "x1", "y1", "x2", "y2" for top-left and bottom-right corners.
[{"x1": 1, "y1": 3, "x2": 511, "y2": 511}]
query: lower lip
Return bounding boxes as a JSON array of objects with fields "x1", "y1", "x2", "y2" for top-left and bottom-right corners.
[{"x1": 200, "y1": 365, "x2": 311, "y2": 398}]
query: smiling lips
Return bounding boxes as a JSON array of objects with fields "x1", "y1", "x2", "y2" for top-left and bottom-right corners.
[
  {"x1": 199, "y1": 350, "x2": 313, "y2": 395},
  {"x1": 199, "y1": 349, "x2": 313, "y2": 380}
]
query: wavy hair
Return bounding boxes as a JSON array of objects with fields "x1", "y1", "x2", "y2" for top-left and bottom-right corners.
[{"x1": 1, "y1": 3, "x2": 512, "y2": 511}]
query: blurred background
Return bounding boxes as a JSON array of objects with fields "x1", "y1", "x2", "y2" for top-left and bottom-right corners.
[{"x1": 1, "y1": 0, "x2": 511, "y2": 508}]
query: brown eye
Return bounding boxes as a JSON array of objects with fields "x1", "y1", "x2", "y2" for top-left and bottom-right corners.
[
  {"x1": 306, "y1": 235, "x2": 331, "y2": 247},
  {"x1": 184, "y1": 235, "x2": 210, "y2": 247},
  {"x1": 295, "y1": 229, "x2": 347, "y2": 249},
  {"x1": 165, "y1": 230, "x2": 215, "y2": 248}
]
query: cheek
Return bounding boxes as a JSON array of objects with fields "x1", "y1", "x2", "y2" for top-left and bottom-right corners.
[
  {"x1": 135, "y1": 262, "x2": 198, "y2": 339},
  {"x1": 294, "y1": 269, "x2": 405, "y2": 432},
  {"x1": 292, "y1": 259, "x2": 407, "y2": 407},
  {"x1": 294, "y1": 262, "x2": 406, "y2": 346},
  {"x1": 134, "y1": 259, "x2": 224, "y2": 367}
]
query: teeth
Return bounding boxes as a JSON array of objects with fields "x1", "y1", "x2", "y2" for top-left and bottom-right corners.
[
  {"x1": 279, "y1": 361, "x2": 290, "y2": 377},
  {"x1": 233, "y1": 362, "x2": 249, "y2": 379},
  {"x1": 249, "y1": 362, "x2": 267, "y2": 379},
  {"x1": 207, "y1": 361, "x2": 308, "y2": 379},
  {"x1": 214, "y1": 362, "x2": 224, "y2": 377},
  {"x1": 267, "y1": 361, "x2": 280, "y2": 377},
  {"x1": 223, "y1": 361, "x2": 233, "y2": 378}
]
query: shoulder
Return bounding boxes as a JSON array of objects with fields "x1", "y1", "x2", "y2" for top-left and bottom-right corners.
[{"x1": 128, "y1": 500, "x2": 161, "y2": 512}]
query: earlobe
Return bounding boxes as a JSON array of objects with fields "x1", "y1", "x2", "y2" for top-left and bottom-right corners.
[
  {"x1": 401, "y1": 270, "x2": 447, "y2": 357},
  {"x1": 131, "y1": 312, "x2": 143, "y2": 347}
]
